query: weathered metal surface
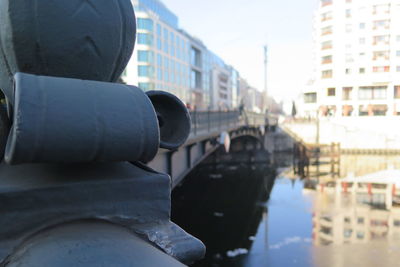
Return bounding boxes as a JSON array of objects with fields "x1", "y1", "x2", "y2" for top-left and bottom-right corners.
[
  {"x1": 6, "y1": 222, "x2": 185, "y2": 267},
  {"x1": 0, "y1": 0, "x2": 136, "y2": 102},
  {"x1": 6, "y1": 73, "x2": 160, "y2": 164},
  {"x1": 0, "y1": 104, "x2": 9, "y2": 159},
  {"x1": 0, "y1": 0, "x2": 203, "y2": 265},
  {"x1": 146, "y1": 91, "x2": 191, "y2": 150},
  {"x1": 0, "y1": 162, "x2": 205, "y2": 265}
]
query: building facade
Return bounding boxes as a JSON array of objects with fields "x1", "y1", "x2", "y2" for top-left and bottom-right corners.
[
  {"x1": 123, "y1": 0, "x2": 247, "y2": 110},
  {"x1": 310, "y1": 0, "x2": 400, "y2": 117}
]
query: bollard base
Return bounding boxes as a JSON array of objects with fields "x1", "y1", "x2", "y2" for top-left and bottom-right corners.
[{"x1": 0, "y1": 162, "x2": 205, "y2": 266}]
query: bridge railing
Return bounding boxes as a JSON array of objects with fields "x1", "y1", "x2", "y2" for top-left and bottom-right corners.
[{"x1": 189, "y1": 109, "x2": 266, "y2": 137}]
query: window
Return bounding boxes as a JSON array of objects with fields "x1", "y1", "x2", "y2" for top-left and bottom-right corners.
[
  {"x1": 359, "y1": 105, "x2": 369, "y2": 116},
  {"x1": 164, "y1": 69, "x2": 169, "y2": 82},
  {"x1": 157, "y1": 38, "x2": 162, "y2": 50},
  {"x1": 157, "y1": 68, "x2": 162, "y2": 81},
  {"x1": 137, "y1": 33, "x2": 153, "y2": 46},
  {"x1": 342, "y1": 105, "x2": 353, "y2": 116},
  {"x1": 304, "y1": 93, "x2": 317, "y2": 103},
  {"x1": 346, "y1": 9, "x2": 352, "y2": 18},
  {"x1": 321, "y1": 11, "x2": 333, "y2": 21},
  {"x1": 359, "y1": 23, "x2": 365, "y2": 29},
  {"x1": 345, "y1": 68, "x2": 351, "y2": 74},
  {"x1": 359, "y1": 68, "x2": 365, "y2": 74},
  {"x1": 138, "y1": 66, "x2": 154, "y2": 77},
  {"x1": 137, "y1": 18, "x2": 154, "y2": 31},
  {"x1": 322, "y1": 26, "x2": 332, "y2": 36},
  {"x1": 163, "y1": 29, "x2": 169, "y2": 40},
  {"x1": 138, "y1": 82, "x2": 154, "y2": 91},
  {"x1": 357, "y1": 218, "x2": 365, "y2": 224},
  {"x1": 157, "y1": 54, "x2": 162, "y2": 66},
  {"x1": 321, "y1": 0, "x2": 332, "y2": 7},
  {"x1": 397, "y1": 66, "x2": 400, "y2": 72},
  {"x1": 373, "y1": 66, "x2": 390, "y2": 72},
  {"x1": 343, "y1": 229, "x2": 353, "y2": 238},
  {"x1": 164, "y1": 57, "x2": 169, "y2": 70},
  {"x1": 373, "y1": 51, "x2": 389, "y2": 60},
  {"x1": 373, "y1": 35, "x2": 390, "y2": 45},
  {"x1": 359, "y1": 86, "x2": 387, "y2": 100},
  {"x1": 343, "y1": 87, "x2": 353, "y2": 100},
  {"x1": 190, "y1": 69, "x2": 202, "y2": 89},
  {"x1": 357, "y1": 232, "x2": 365, "y2": 239},
  {"x1": 190, "y1": 47, "x2": 202, "y2": 67},
  {"x1": 321, "y1": 41, "x2": 333, "y2": 50},
  {"x1": 327, "y1": 87, "x2": 336, "y2": 96},
  {"x1": 373, "y1": 20, "x2": 390, "y2": 30},
  {"x1": 156, "y1": 24, "x2": 161, "y2": 36},
  {"x1": 322, "y1": 70, "x2": 333, "y2": 79},
  {"x1": 321, "y1": 55, "x2": 332, "y2": 64},
  {"x1": 359, "y1": 38, "x2": 365, "y2": 44},
  {"x1": 320, "y1": 226, "x2": 332, "y2": 235},
  {"x1": 373, "y1": 4, "x2": 390, "y2": 15},
  {"x1": 137, "y1": 51, "x2": 153, "y2": 63},
  {"x1": 395, "y1": 86, "x2": 400, "y2": 99},
  {"x1": 359, "y1": 105, "x2": 388, "y2": 116}
]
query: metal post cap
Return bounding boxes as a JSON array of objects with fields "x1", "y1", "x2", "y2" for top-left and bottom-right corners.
[{"x1": 0, "y1": 0, "x2": 136, "y2": 102}]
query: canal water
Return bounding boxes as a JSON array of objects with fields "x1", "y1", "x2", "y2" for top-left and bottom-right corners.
[{"x1": 172, "y1": 152, "x2": 400, "y2": 267}]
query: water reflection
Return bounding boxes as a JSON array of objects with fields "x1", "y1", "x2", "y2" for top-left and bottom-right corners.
[
  {"x1": 171, "y1": 149, "x2": 276, "y2": 266},
  {"x1": 172, "y1": 152, "x2": 400, "y2": 266},
  {"x1": 313, "y1": 169, "x2": 400, "y2": 246}
]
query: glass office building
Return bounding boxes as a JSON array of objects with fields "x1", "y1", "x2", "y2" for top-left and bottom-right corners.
[{"x1": 123, "y1": 0, "x2": 242, "y2": 110}]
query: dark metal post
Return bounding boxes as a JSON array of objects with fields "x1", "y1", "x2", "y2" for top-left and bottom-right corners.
[
  {"x1": 0, "y1": 1, "x2": 205, "y2": 265},
  {"x1": 218, "y1": 108, "x2": 221, "y2": 131},
  {"x1": 193, "y1": 107, "x2": 197, "y2": 136},
  {"x1": 207, "y1": 108, "x2": 210, "y2": 132}
]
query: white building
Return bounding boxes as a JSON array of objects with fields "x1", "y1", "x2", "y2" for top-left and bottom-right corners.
[{"x1": 311, "y1": 0, "x2": 400, "y2": 117}]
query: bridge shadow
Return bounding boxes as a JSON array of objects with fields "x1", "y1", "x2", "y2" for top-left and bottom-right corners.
[{"x1": 171, "y1": 136, "x2": 278, "y2": 266}]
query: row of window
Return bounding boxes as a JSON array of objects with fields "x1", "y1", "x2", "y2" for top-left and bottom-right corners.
[
  {"x1": 343, "y1": 217, "x2": 400, "y2": 227},
  {"x1": 321, "y1": 25, "x2": 399, "y2": 37},
  {"x1": 138, "y1": 65, "x2": 191, "y2": 87},
  {"x1": 321, "y1": 51, "x2": 400, "y2": 64},
  {"x1": 137, "y1": 67, "x2": 204, "y2": 92},
  {"x1": 137, "y1": 50, "x2": 189, "y2": 73},
  {"x1": 322, "y1": 36, "x2": 400, "y2": 51},
  {"x1": 137, "y1": 18, "x2": 187, "y2": 51},
  {"x1": 137, "y1": 33, "x2": 190, "y2": 62},
  {"x1": 137, "y1": 18, "x2": 192, "y2": 63},
  {"x1": 324, "y1": 85, "x2": 400, "y2": 100},
  {"x1": 305, "y1": 86, "x2": 400, "y2": 104},
  {"x1": 321, "y1": 66, "x2": 400, "y2": 78},
  {"x1": 322, "y1": 8, "x2": 391, "y2": 29},
  {"x1": 134, "y1": 0, "x2": 178, "y2": 28},
  {"x1": 322, "y1": 104, "x2": 390, "y2": 117},
  {"x1": 321, "y1": 1, "x2": 390, "y2": 17}
]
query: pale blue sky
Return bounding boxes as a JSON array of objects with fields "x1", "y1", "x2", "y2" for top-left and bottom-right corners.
[{"x1": 162, "y1": 0, "x2": 319, "y2": 101}]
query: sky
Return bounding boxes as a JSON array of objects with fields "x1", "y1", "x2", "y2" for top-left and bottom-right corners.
[{"x1": 162, "y1": 0, "x2": 319, "y2": 102}]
